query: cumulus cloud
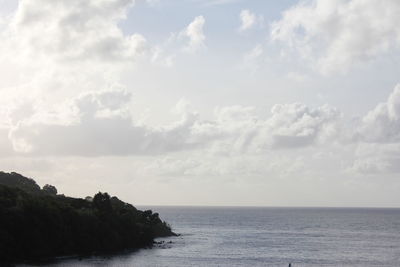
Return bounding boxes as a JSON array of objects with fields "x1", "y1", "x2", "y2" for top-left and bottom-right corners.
[
  {"x1": 8, "y1": 89, "x2": 201, "y2": 156},
  {"x1": 346, "y1": 84, "x2": 400, "y2": 174},
  {"x1": 0, "y1": 0, "x2": 153, "y2": 121},
  {"x1": 182, "y1": 16, "x2": 206, "y2": 52},
  {"x1": 151, "y1": 15, "x2": 206, "y2": 63},
  {"x1": 238, "y1": 9, "x2": 262, "y2": 32},
  {"x1": 271, "y1": 0, "x2": 400, "y2": 74},
  {"x1": 0, "y1": 1, "x2": 211, "y2": 158},
  {"x1": 239, "y1": 9, "x2": 256, "y2": 31},
  {"x1": 351, "y1": 143, "x2": 400, "y2": 174},
  {"x1": 6, "y1": 0, "x2": 147, "y2": 64},
  {"x1": 266, "y1": 103, "x2": 340, "y2": 148},
  {"x1": 358, "y1": 84, "x2": 400, "y2": 143},
  {"x1": 192, "y1": 103, "x2": 340, "y2": 155},
  {"x1": 3, "y1": 88, "x2": 341, "y2": 157},
  {"x1": 0, "y1": 0, "x2": 158, "y2": 147},
  {"x1": 189, "y1": 103, "x2": 339, "y2": 154}
]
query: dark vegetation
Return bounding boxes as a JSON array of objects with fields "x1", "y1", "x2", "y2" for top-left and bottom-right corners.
[{"x1": 0, "y1": 171, "x2": 176, "y2": 263}]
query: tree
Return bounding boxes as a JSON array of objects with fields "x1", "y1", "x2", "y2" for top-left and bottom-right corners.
[
  {"x1": 42, "y1": 184, "x2": 57, "y2": 195},
  {"x1": 93, "y1": 192, "x2": 112, "y2": 213}
]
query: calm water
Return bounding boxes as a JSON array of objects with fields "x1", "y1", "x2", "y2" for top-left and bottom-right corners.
[{"x1": 25, "y1": 207, "x2": 400, "y2": 266}]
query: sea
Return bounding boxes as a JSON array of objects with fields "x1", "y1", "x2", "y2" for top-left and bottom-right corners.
[{"x1": 21, "y1": 207, "x2": 400, "y2": 266}]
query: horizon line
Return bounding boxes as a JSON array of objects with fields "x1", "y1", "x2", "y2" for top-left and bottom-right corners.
[{"x1": 135, "y1": 204, "x2": 400, "y2": 209}]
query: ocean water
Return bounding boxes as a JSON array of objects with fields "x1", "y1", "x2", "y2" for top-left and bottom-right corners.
[{"x1": 28, "y1": 207, "x2": 400, "y2": 266}]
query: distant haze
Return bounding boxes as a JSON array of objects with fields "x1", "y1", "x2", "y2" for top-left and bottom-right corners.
[{"x1": 1, "y1": 0, "x2": 400, "y2": 207}]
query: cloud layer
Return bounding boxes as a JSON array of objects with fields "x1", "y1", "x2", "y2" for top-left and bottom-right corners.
[{"x1": 4, "y1": 88, "x2": 339, "y2": 157}]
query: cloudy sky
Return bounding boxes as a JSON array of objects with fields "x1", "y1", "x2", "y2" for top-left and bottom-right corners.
[{"x1": 1, "y1": 0, "x2": 400, "y2": 207}]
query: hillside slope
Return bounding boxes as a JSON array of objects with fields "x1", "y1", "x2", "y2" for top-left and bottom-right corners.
[{"x1": 0, "y1": 172, "x2": 175, "y2": 263}]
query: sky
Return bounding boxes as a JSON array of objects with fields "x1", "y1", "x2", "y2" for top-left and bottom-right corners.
[{"x1": 1, "y1": 0, "x2": 400, "y2": 207}]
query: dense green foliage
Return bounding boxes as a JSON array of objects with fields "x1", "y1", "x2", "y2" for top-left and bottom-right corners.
[{"x1": 0, "y1": 172, "x2": 175, "y2": 263}]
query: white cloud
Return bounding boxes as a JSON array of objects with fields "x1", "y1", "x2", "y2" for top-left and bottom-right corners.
[
  {"x1": 8, "y1": 89, "x2": 201, "y2": 156},
  {"x1": 358, "y1": 84, "x2": 400, "y2": 143},
  {"x1": 266, "y1": 103, "x2": 340, "y2": 149},
  {"x1": 348, "y1": 84, "x2": 400, "y2": 174},
  {"x1": 351, "y1": 143, "x2": 400, "y2": 174},
  {"x1": 0, "y1": 2, "x2": 212, "y2": 158},
  {"x1": 151, "y1": 16, "x2": 206, "y2": 62},
  {"x1": 238, "y1": 9, "x2": 261, "y2": 32},
  {"x1": 150, "y1": 45, "x2": 176, "y2": 67},
  {"x1": 271, "y1": 0, "x2": 400, "y2": 74},
  {"x1": 1, "y1": 88, "x2": 341, "y2": 157},
  {"x1": 182, "y1": 16, "x2": 206, "y2": 52},
  {"x1": 5, "y1": 0, "x2": 147, "y2": 64},
  {"x1": 192, "y1": 103, "x2": 340, "y2": 155},
  {"x1": 239, "y1": 9, "x2": 256, "y2": 31},
  {"x1": 0, "y1": 0, "x2": 152, "y2": 120},
  {"x1": 0, "y1": 0, "x2": 159, "y2": 147},
  {"x1": 0, "y1": 0, "x2": 399, "y2": 206}
]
